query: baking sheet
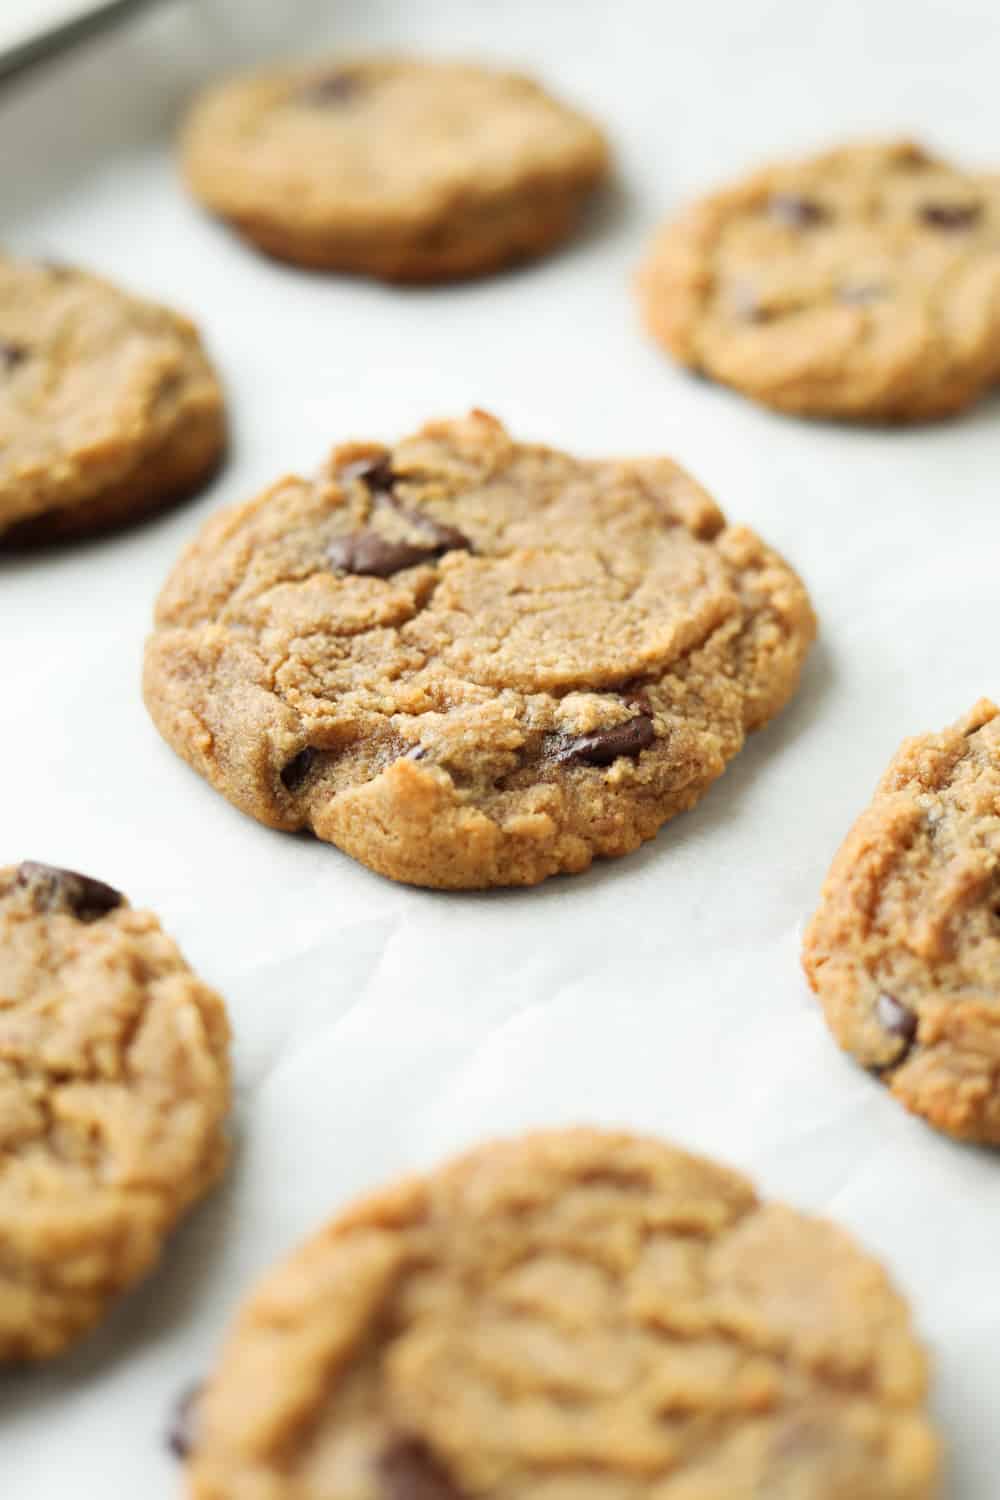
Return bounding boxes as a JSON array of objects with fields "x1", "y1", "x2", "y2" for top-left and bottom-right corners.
[{"x1": 2, "y1": 0, "x2": 999, "y2": 1493}]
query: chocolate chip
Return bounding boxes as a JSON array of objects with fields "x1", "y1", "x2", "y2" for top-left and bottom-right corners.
[
  {"x1": 15, "y1": 862, "x2": 124, "y2": 922},
  {"x1": 920, "y1": 202, "x2": 982, "y2": 230},
  {"x1": 298, "y1": 70, "x2": 364, "y2": 106},
  {"x1": 338, "y1": 453, "x2": 395, "y2": 491},
  {"x1": 166, "y1": 1382, "x2": 202, "y2": 1460},
  {"x1": 378, "y1": 487, "x2": 473, "y2": 551},
  {"x1": 328, "y1": 503, "x2": 472, "y2": 577},
  {"x1": 379, "y1": 1438, "x2": 465, "y2": 1500},
  {"x1": 327, "y1": 530, "x2": 446, "y2": 577},
  {"x1": 0, "y1": 340, "x2": 28, "y2": 371},
  {"x1": 877, "y1": 992, "x2": 918, "y2": 1058},
  {"x1": 769, "y1": 193, "x2": 829, "y2": 228},
  {"x1": 552, "y1": 713, "x2": 655, "y2": 767},
  {"x1": 280, "y1": 746, "x2": 319, "y2": 791},
  {"x1": 405, "y1": 514, "x2": 471, "y2": 554}
]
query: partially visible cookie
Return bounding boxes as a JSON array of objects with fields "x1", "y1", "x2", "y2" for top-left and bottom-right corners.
[
  {"x1": 186, "y1": 1127, "x2": 940, "y2": 1500},
  {"x1": 639, "y1": 139, "x2": 1000, "y2": 421},
  {"x1": 803, "y1": 700, "x2": 1000, "y2": 1142},
  {"x1": 143, "y1": 410, "x2": 815, "y2": 890},
  {"x1": 0, "y1": 256, "x2": 226, "y2": 544},
  {"x1": 180, "y1": 58, "x2": 610, "y2": 280},
  {"x1": 0, "y1": 861, "x2": 231, "y2": 1360}
]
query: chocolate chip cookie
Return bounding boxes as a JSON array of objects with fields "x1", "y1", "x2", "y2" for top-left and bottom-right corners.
[
  {"x1": 143, "y1": 411, "x2": 815, "y2": 890},
  {"x1": 803, "y1": 700, "x2": 1000, "y2": 1142},
  {"x1": 0, "y1": 255, "x2": 226, "y2": 545},
  {"x1": 0, "y1": 861, "x2": 231, "y2": 1360},
  {"x1": 180, "y1": 58, "x2": 610, "y2": 280},
  {"x1": 639, "y1": 139, "x2": 1000, "y2": 421},
  {"x1": 185, "y1": 1127, "x2": 939, "y2": 1500}
]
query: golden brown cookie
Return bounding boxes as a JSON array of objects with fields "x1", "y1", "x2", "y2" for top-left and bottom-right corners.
[
  {"x1": 185, "y1": 1127, "x2": 940, "y2": 1500},
  {"x1": 638, "y1": 140, "x2": 1000, "y2": 421},
  {"x1": 180, "y1": 58, "x2": 610, "y2": 280},
  {"x1": 0, "y1": 255, "x2": 226, "y2": 545},
  {"x1": 142, "y1": 411, "x2": 815, "y2": 890},
  {"x1": 0, "y1": 861, "x2": 231, "y2": 1361},
  {"x1": 803, "y1": 700, "x2": 1000, "y2": 1143}
]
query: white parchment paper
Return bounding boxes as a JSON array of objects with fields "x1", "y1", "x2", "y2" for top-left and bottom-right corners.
[{"x1": 2, "y1": 1, "x2": 999, "y2": 1493}]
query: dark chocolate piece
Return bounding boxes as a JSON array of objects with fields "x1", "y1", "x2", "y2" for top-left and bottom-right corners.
[
  {"x1": 379, "y1": 1438, "x2": 465, "y2": 1500},
  {"x1": 552, "y1": 714, "x2": 655, "y2": 767},
  {"x1": 327, "y1": 530, "x2": 446, "y2": 577},
  {"x1": 769, "y1": 193, "x2": 829, "y2": 228},
  {"x1": 920, "y1": 202, "x2": 982, "y2": 230},
  {"x1": 298, "y1": 70, "x2": 365, "y2": 106},
  {"x1": 280, "y1": 746, "x2": 319, "y2": 791},
  {"x1": 0, "y1": 340, "x2": 28, "y2": 371},
  {"x1": 15, "y1": 862, "x2": 124, "y2": 922},
  {"x1": 876, "y1": 992, "x2": 919, "y2": 1063},
  {"x1": 338, "y1": 453, "x2": 395, "y2": 491}
]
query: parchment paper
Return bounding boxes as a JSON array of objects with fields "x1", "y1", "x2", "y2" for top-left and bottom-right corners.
[{"x1": 2, "y1": 1, "x2": 999, "y2": 1493}]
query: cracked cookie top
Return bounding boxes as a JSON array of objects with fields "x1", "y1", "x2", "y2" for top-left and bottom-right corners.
[
  {"x1": 638, "y1": 140, "x2": 1000, "y2": 421},
  {"x1": 186, "y1": 1127, "x2": 939, "y2": 1500},
  {"x1": 143, "y1": 411, "x2": 815, "y2": 889},
  {"x1": 803, "y1": 699, "x2": 1000, "y2": 1142},
  {"x1": 0, "y1": 254, "x2": 226, "y2": 544},
  {"x1": 0, "y1": 862, "x2": 231, "y2": 1360}
]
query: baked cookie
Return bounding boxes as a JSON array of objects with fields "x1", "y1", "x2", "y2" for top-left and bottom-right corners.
[
  {"x1": 638, "y1": 139, "x2": 1000, "y2": 421},
  {"x1": 804, "y1": 699, "x2": 1000, "y2": 1143},
  {"x1": 143, "y1": 411, "x2": 815, "y2": 890},
  {"x1": 185, "y1": 1127, "x2": 939, "y2": 1500},
  {"x1": 180, "y1": 58, "x2": 610, "y2": 280},
  {"x1": 0, "y1": 861, "x2": 231, "y2": 1360},
  {"x1": 0, "y1": 255, "x2": 226, "y2": 545}
]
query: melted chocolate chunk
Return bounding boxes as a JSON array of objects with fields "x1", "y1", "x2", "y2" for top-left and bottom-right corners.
[
  {"x1": 280, "y1": 745, "x2": 319, "y2": 791},
  {"x1": 876, "y1": 992, "x2": 918, "y2": 1060},
  {"x1": 15, "y1": 862, "x2": 123, "y2": 922},
  {"x1": 166, "y1": 1382, "x2": 202, "y2": 1460},
  {"x1": 327, "y1": 530, "x2": 447, "y2": 577},
  {"x1": 401, "y1": 511, "x2": 471, "y2": 554},
  {"x1": 769, "y1": 193, "x2": 829, "y2": 228},
  {"x1": 376, "y1": 482, "x2": 469, "y2": 546},
  {"x1": 552, "y1": 714, "x2": 655, "y2": 767},
  {"x1": 328, "y1": 500, "x2": 471, "y2": 577},
  {"x1": 338, "y1": 453, "x2": 396, "y2": 491},
  {"x1": 379, "y1": 1438, "x2": 465, "y2": 1500},
  {"x1": 920, "y1": 202, "x2": 982, "y2": 230},
  {"x1": 298, "y1": 70, "x2": 365, "y2": 106},
  {"x1": 331, "y1": 451, "x2": 472, "y2": 573},
  {"x1": 0, "y1": 340, "x2": 28, "y2": 371}
]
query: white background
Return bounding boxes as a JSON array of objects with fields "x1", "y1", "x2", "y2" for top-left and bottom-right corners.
[{"x1": 1, "y1": 0, "x2": 998, "y2": 1493}]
